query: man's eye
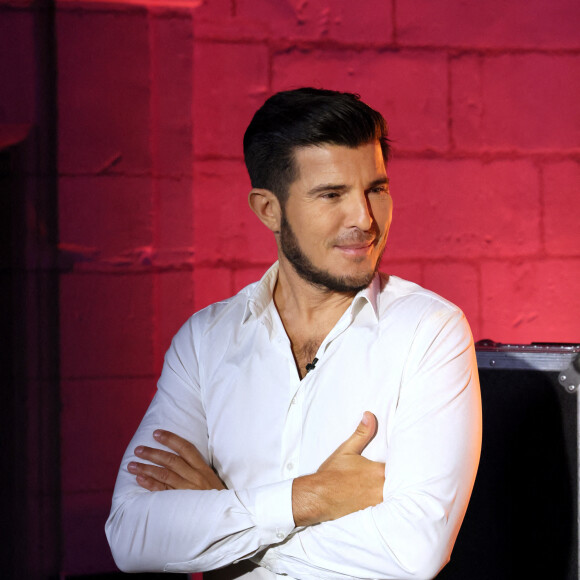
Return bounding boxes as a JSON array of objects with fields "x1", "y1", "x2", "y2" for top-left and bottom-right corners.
[
  {"x1": 370, "y1": 186, "x2": 389, "y2": 195},
  {"x1": 321, "y1": 192, "x2": 340, "y2": 199}
]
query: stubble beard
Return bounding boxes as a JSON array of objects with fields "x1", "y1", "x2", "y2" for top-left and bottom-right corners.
[{"x1": 279, "y1": 212, "x2": 383, "y2": 294}]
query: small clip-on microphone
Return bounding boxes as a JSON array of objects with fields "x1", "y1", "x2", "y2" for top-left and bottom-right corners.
[{"x1": 305, "y1": 357, "x2": 319, "y2": 373}]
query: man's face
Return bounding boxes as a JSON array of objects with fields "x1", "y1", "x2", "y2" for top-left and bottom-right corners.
[{"x1": 278, "y1": 141, "x2": 392, "y2": 293}]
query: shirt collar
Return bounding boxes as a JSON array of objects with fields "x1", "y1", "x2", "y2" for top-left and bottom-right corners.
[
  {"x1": 350, "y1": 273, "x2": 380, "y2": 322},
  {"x1": 242, "y1": 262, "x2": 280, "y2": 325},
  {"x1": 241, "y1": 262, "x2": 381, "y2": 326}
]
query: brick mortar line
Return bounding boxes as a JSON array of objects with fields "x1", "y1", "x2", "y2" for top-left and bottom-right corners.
[
  {"x1": 406, "y1": 256, "x2": 580, "y2": 265},
  {"x1": 55, "y1": 2, "x2": 148, "y2": 14},
  {"x1": 446, "y1": 54, "x2": 454, "y2": 150},
  {"x1": 537, "y1": 163, "x2": 547, "y2": 254},
  {"x1": 52, "y1": 1, "x2": 199, "y2": 15},
  {"x1": 1, "y1": 4, "x2": 60, "y2": 12},
  {"x1": 23, "y1": 3, "x2": 580, "y2": 55},
  {"x1": 388, "y1": 256, "x2": 580, "y2": 266},
  {"x1": 266, "y1": 40, "x2": 274, "y2": 92},
  {"x1": 475, "y1": 261, "x2": 483, "y2": 335},
  {"x1": 58, "y1": 171, "x2": 195, "y2": 178},
  {"x1": 148, "y1": 10, "x2": 164, "y2": 382},
  {"x1": 477, "y1": 54, "x2": 486, "y2": 150},
  {"x1": 61, "y1": 263, "x2": 195, "y2": 273},
  {"x1": 391, "y1": 0, "x2": 398, "y2": 45},
  {"x1": 148, "y1": 5, "x2": 194, "y2": 19},
  {"x1": 192, "y1": 257, "x2": 580, "y2": 269},
  {"x1": 190, "y1": 37, "x2": 580, "y2": 57},
  {"x1": 58, "y1": 254, "x2": 580, "y2": 274},
  {"x1": 391, "y1": 151, "x2": 580, "y2": 161},
  {"x1": 55, "y1": 151, "x2": 580, "y2": 177}
]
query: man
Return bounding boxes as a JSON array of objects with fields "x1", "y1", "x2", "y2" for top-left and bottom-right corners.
[{"x1": 106, "y1": 88, "x2": 481, "y2": 579}]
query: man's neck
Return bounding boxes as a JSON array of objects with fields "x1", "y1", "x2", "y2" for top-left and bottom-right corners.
[
  {"x1": 273, "y1": 258, "x2": 357, "y2": 327},
  {"x1": 274, "y1": 258, "x2": 359, "y2": 379}
]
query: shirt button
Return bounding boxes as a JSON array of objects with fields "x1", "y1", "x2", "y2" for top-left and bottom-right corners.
[
  {"x1": 276, "y1": 531, "x2": 285, "y2": 540},
  {"x1": 290, "y1": 397, "x2": 296, "y2": 405},
  {"x1": 286, "y1": 462, "x2": 294, "y2": 471}
]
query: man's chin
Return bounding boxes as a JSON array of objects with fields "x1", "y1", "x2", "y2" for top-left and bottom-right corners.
[
  {"x1": 279, "y1": 214, "x2": 380, "y2": 293},
  {"x1": 329, "y1": 259, "x2": 379, "y2": 285},
  {"x1": 306, "y1": 268, "x2": 376, "y2": 294}
]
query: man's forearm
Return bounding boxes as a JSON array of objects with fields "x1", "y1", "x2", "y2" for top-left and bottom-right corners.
[
  {"x1": 107, "y1": 473, "x2": 296, "y2": 573},
  {"x1": 292, "y1": 472, "x2": 328, "y2": 526},
  {"x1": 115, "y1": 412, "x2": 385, "y2": 572}
]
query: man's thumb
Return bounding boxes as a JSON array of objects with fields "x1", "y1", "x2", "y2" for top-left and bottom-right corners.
[{"x1": 342, "y1": 411, "x2": 378, "y2": 455}]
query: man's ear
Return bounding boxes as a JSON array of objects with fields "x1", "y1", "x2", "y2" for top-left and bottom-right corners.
[{"x1": 248, "y1": 188, "x2": 282, "y2": 233}]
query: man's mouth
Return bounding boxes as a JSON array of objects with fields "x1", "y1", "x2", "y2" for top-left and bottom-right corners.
[{"x1": 334, "y1": 240, "x2": 375, "y2": 255}]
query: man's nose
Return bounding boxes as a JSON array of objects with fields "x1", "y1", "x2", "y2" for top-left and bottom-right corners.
[{"x1": 345, "y1": 191, "x2": 373, "y2": 231}]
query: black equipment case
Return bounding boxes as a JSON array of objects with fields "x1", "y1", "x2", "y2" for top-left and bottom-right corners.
[{"x1": 437, "y1": 342, "x2": 580, "y2": 580}]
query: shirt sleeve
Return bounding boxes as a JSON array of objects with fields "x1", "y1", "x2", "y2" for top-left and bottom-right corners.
[
  {"x1": 258, "y1": 307, "x2": 482, "y2": 580},
  {"x1": 104, "y1": 317, "x2": 296, "y2": 573}
]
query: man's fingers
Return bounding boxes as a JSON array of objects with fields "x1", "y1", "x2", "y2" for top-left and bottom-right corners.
[
  {"x1": 150, "y1": 431, "x2": 226, "y2": 489},
  {"x1": 134, "y1": 445, "x2": 189, "y2": 476},
  {"x1": 340, "y1": 411, "x2": 378, "y2": 456},
  {"x1": 153, "y1": 430, "x2": 207, "y2": 465},
  {"x1": 128, "y1": 460, "x2": 189, "y2": 491},
  {"x1": 135, "y1": 474, "x2": 166, "y2": 492},
  {"x1": 131, "y1": 435, "x2": 226, "y2": 491}
]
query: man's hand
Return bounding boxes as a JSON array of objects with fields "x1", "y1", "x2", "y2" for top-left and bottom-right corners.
[
  {"x1": 129, "y1": 413, "x2": 384, "y2": 525},
  {"x1": 127, "y1": 430, "x2": 226, "y2": 492},
  {"x1": 292, "y1": 411, "x2": 385, "y2": 526}
]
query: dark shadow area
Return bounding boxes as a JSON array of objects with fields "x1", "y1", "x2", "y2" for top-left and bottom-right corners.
[
  {"x1": 64, "y1": 575, "x2": 190, "y2": 580},
  {"x1": 0, "y1": 0, "x2": 61, "y2": 577},
  {"x1": 204, "y1": 559, "x2": 260, "y2": 579},
  {"x1": 437, "y1": 364, "x2": 577, "y2": 580},
  {"x1": 0, "y1": 138, "x2": 62, "y2": 579}
]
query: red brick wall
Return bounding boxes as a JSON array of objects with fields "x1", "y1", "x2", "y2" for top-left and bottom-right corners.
[{"x1": 54, "y1": 0, "x2": 580, "y2": 574}]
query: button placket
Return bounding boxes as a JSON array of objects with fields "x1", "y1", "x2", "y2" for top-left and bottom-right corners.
[{"x1": 280, "y1": 381, "x2": 303, "y2": 480}]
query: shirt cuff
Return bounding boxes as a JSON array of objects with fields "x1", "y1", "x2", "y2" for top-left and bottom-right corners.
[{"x1": 236, "y1": 479, "x2": 295, "y2": 544}]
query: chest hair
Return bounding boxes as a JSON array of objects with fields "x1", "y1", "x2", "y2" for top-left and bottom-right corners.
[{"x1": 292, "y1": 337, "x2": 323, "y2": 379}]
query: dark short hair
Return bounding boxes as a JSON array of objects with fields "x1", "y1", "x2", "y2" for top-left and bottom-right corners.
[{"x1": 243, "y1": 88, "x2": 390, "y2": 203}]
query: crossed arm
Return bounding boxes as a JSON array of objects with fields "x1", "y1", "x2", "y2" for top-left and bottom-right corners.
[
  {"x1": 128, "y1": 411, "x2": 385, "y2": 528},
  {"x1": 107, "y1": 307, "x2": 481, "y2": 578}
]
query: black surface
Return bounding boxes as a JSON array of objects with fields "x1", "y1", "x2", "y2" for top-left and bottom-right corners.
[{"x1": 437, "y1": 367, "x2": 577, "y2": 580}]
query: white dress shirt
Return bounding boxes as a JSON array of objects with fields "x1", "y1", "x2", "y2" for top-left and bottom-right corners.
[{"x1": 106, "y1": 263, "x2": 482, "y2": 579}]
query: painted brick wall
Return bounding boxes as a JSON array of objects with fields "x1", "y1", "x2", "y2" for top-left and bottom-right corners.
[{"x1": 54, "y1": 0, "x2": 580, "y2": 574}]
